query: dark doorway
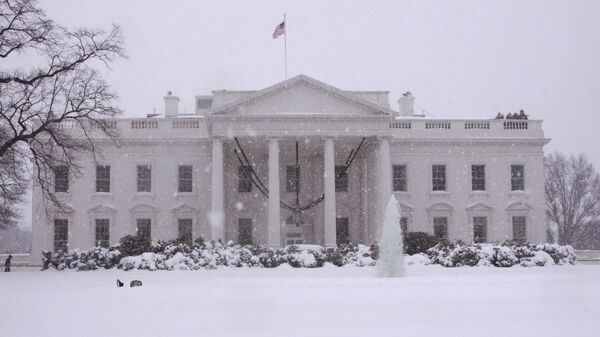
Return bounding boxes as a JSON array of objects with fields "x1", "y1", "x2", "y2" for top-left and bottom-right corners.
[
  {"x1": 336, "y1": 217, "x2": 350, "y2": 245},
  {"x1": 238, "y1": 218, "x2": 253, "y2": 245}
]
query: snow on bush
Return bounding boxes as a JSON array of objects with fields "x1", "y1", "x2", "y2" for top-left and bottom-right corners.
[
  {"x1": 41, "y1": 239, "x2": 576, "y2": 271},
  {"x1": 405, "y1": 253, "x2": 431, "y2": 266},
  {"x1": 426, "y1": 242, "x2": 577, "y2": 268}
]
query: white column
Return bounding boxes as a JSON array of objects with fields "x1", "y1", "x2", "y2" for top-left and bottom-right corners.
[
  {"x1": 268, "y1": 138, "x2": 281, "y2": 247},
  {"x1": 377, "y1": 137, "x2": 392, "y2": 239},
  {"x1": 360, "y1": 156, "x2": 369, "y2": 243},
  {"x1": 323, "y1": 137, "x2": 337, "y2": 247},
  {"x1": 210, "y1": 137, "x2": 224, "y2": 241}
]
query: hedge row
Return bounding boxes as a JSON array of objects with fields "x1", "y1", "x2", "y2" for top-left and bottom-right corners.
[
  {"x1": 41, "y1": 237, "x2": 576, "y2": 271},
  {"x1": 42, "y1": 240, "x2": 378, "y2": 271},
  {"x1": 426, "y1": 241, "x2": 577, "y2": 267}
]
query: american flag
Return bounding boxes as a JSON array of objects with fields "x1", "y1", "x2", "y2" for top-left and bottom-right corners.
[{"x1": 272, "y1": 21, "x2": 285, "y2": 39}]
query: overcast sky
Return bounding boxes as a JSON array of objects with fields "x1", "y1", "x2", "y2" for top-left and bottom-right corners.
[
  {"x1": 36, "y1": 0, "x2": 600, "y2": 162},
  {"x1": 14, "y1": 0, "x2": 599, "y2": 229}
]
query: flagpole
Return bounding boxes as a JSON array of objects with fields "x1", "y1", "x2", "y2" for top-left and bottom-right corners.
[{"x1": 284, "y1": 14, "x2": 287, "y2": 79}]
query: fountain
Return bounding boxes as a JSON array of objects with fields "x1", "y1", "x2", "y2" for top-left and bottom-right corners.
[{"x1": 377, "y1": 195, "x2": 405, "y2": 278}]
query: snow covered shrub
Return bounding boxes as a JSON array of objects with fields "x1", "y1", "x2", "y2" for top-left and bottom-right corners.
[
  {"x1": 519, "y1": 250, "x2": 555, "y2": 267},
  {"x1": 42, "y1": 250, "x2": 68, "y2": 270},
  {"x1": 257, "y1": 247, "x2": 286, "y2": 268},
  {"x1": 42, "y1": 237, "x2": 577, "y2": 271},
  {"x1": 405, "y1": 253, "x2": 431, "y2": 266},
  {"x1": 193, "y1": 236, "x2": 205, "y2": 248},
  {"x1": 287, "y1": 251, "x2": 318, "y2": 268},
  {"x1": 490, "y1": 246, "x2": 519, "y2": 267},
  {"x1": 450, "y1": 244, "x2": 481, "y2": 267},
  {"x1": 118, "y1": 235, "x2": 152, "y2": 256},
  {"x1": 41, "y1": 247, "x2": 122, "y2": 270},
  {"x1": 119, "y1": 252, "x2": 166, "y2": 271},
  {"x1": 427, "y1": 243, "x2": 455, "y2": 267},
  {"x1": 537, "y1": 243, "x2": 576, "y2": 265},
  {"x1": 323, "y1": 246, "x2": 345, "y2": 266},
  {"x1": 344, "y1": 244, "x2": 376, "y2": 267},
  {"x1": 404, "y1": 232, "x2": 438, "y2": 255},
  {"x1": 369, "y1": 242, "x2": 379, "y2": 260}
]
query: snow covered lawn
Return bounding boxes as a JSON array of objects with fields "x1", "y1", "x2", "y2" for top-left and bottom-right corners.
[{"x1": 1, "y1": 265, "x2": 598, "y2": 337}]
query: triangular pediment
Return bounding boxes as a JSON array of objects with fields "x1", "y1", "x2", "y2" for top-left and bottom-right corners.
[
  {"x1": 210, "y1": 74, "x2": 394, "y2": 117},
  {"x1": 89, "y1": 204, "x2": 117, "y2": 214},
  {"x1": 171, "y1": 204, "x2": 198, "y2": 213},
  {"x1": 506, "y1": 201, "x2": 532, "y2": 211},
  {"x1": 466, "y1": 202, "x2": 493, "y2": 212}
]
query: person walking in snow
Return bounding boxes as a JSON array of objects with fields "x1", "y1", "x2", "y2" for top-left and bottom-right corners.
[{"x1": 4, "y1": 254, "x2": 12, "y2": 272}]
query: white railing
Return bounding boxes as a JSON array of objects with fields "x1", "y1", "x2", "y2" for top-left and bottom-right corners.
[
  {"x1": 389, "y1": 122, "x2": 411, "y2": 129},
  {"x1": 91, "y1": 120, "x2": 117, "y2": 129},
  {"x1": 131, "y1": 120, "x2": 158, "y2": 129},
  {"x1": 503, "y1": 120, "x2": 528, "y2": 130},
  {"x1": 173, "y1": 119, "x2": 201, "y2": 129},
  {"x1": 56, "y1": 120, "x2": 78, "y2": 129},
  {"x1": 465, "y1": 121, "x2": 490, "y2": 130},
  {"x1": 425, "y1": 121, "x2": 451, "y2": 129}
]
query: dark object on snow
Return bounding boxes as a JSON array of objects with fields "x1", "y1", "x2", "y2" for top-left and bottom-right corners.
[
  {"x1": 130, "y1": 280, "x2": 143, "y2": 287},
  {"x1": 4, "y1": 254, "x2": 12, "y2": 272},
  {"x1": 116, "y1": 279, "x2": 124, "y2": 287}
]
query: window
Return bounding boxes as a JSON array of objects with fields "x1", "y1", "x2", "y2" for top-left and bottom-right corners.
[
  {"x1": 238, "y1": 218, "x2": 253, "y2": 245},
  {"x1": 336, "y1": 217, "x2": 350, "y2": 245},
  {"x1": 473, "y1": 217, "x2": 487, "y2": 243},
  {"x1": 96, "y1": 165, "x2": 110, "y2": 192},
  {"x1": 393, "y1": 165, "x2": 407, "y2": 192},
  {"x1": 400, "y1": 217, "x2": 408, "y2": 235},
  {"x1": 286, "y1": 166, "x2": 300, "y2": 193},
  {"x1": 433, "y1": 217, "x2": 448, "y2": 241},
  {"x1": 335, "y1": 166, "x2": 348, "y2": 192},
  {"x1": 432, "y1": 165, "x2": 447, "y2": 191},
  {"x1": 238, "y1": 166, "x2": 252, "y2": 193},
  {"x1": 137, "y1": 165, "x2": 152, "y2": 192},
  {"x1": 54, "y1": 219, "x2": 68, "y2": 252},
  {"x1": 178, "y1": 218, "x2": 193, "y2": 246},
  {"x1": 178, "y1": 165, "x2": 193, "y2": 192},
  {"x1": 471, "y1": 165, "x2": 486, "y2": 191},
  {"x1": 136, "y1": 218, "x2": 152, "y2": 241},
  {"x1": 197, "y1": 98, "x2": 212, "y2": 109},
  {"x1": 512, "y1": 216, "x2": 527, "y2": 243},
  {"x1": 511, "y1": 165, "x2": 525, "y2": 191},
  {"x1": 53, "y1": 166, "x2": 69, "y2": 193},
  {"x1": 95, "y1": 219, "x2": 110, "y2": 248},
  {"x1": 286, "y1": 231, "x2": 304, "y2": 245}
]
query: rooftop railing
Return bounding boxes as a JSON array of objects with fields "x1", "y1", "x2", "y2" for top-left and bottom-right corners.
[
  {"x1": 389, "y1": 119, "x2": 543, "y2": 139},
  {"x1": 53, "y1": 117, "x2": 542, "y2": 139}
]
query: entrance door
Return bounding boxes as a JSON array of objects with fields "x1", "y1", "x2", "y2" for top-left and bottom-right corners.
[
  {"x1": 336, "y1": 217, "x2": 350, "y2": 245},
  {"x1": 238, "y1": 218, "x2": 253, "y2": 245}
]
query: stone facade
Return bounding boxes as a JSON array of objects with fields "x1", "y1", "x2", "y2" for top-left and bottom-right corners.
[{"x1": 31, "y1": 75, "x2": 549, "y2": 261}]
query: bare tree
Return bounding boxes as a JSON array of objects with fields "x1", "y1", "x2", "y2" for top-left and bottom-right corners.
[
  {"x1": 0, "y1": 0, "x2": 125, "y2": 227},
  {"x1": 545, "y1": 152, "x2": 600, "y2": 245}
]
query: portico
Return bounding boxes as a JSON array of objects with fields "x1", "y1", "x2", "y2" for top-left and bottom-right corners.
[
  {"x1": 209, "y1": 135, "x2": 391, "y2": 247},
  {"x1": 206, "y1": 75, "x2": 396, "y2": 247}
]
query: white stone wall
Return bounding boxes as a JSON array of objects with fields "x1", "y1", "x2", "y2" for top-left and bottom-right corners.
[
  {"x1": 390, "y1": 141, "x2": 546, "y2": 243},
  {"x1": 31, "y1": 140, "x2": 212, "y2": 262}
]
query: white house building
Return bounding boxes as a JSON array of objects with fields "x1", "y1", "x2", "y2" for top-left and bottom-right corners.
[{"x1": 31, "y1": 74, "x2": 549, "y2": 261}]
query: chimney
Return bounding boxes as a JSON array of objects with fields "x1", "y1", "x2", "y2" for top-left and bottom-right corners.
[
  {"x1": 398, "y1": 91, "x2": 415, "y2": 117},
  {"x1": 164, "y1": 91, "x2": 180, "y2": 118}
]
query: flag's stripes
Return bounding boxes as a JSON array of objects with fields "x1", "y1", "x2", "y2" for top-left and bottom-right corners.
[{"x1": 273, "y1": 21, "x2": 285, "y2": 39}]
